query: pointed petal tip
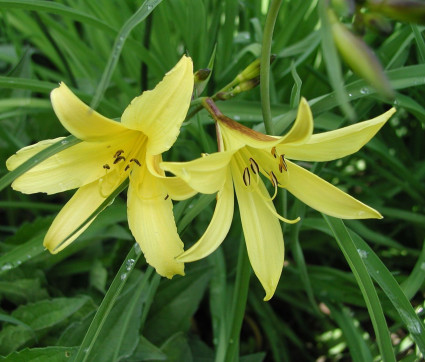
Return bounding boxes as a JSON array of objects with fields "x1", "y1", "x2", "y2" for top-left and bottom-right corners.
[{"x1": 262, "y1": 284, "x2": 277, "y2": 301}]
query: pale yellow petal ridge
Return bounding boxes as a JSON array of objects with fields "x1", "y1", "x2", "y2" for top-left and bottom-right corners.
[
  {"x1": 6, "y1": 137, "x2": 65, "y2": 171},
  {"x1": 279, "y1": 107, "x2": 396, "y2": 161},
  {"x1": 177, "y1": 172, "x2": 234, "y2": 262},
  {"x1": 219, "y1": 121, "x2": 282, "y2": 151},
  {"x1": 121, "y1": 55, "x2": 194, "y2": 155},
  {"x1": 44, "y1": 171, "x2": 124, "y2": 253},
  {"x1": 278, "y1": 97, "x2": 313, "y2": 144},
  {"x1": 161, "y1": 151, "x2": 233, "y2": 194},
  {"x1": 8, "y1": 132, "x2": 139, "y2": 194},
  {"x1": 285, "y1": 160, "x2": 382, "y2": 219},
  {"x1": 127, "y1": 165, "x2": 184, "y2": 277},
  {"x1": 232, "y1": 159, "x2": 284, "y2": 301},
  {"x1": 51, "y1": 83, "x2": 129, "y2": 141}
]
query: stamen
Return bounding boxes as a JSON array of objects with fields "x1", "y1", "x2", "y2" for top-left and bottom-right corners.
[
  {"x1": 113, "y1": 156, "x2": 126, "y2": 164},
  {"x1": 164, "y1": 194, "x2": 169, "y2": 200},
  {"x1": 269, "y1": 171, "x2": 278, "y2": 188},
  {"x1": 242, "y1": 167, "x2": 251, "y2": 186},
  {"x1": 124, "y1": 165, "x2": 130, "y2": 171},
  {"x1": 130, "y1": 158, "x2": 141, "y2": 166},
  {"x1": 249, "y1": 158, "x2": 259, "y2": 174},
  {"x1": 279, "y1": 154, "x2": 287, "y2": 172},
  {"x1": 271, "y1": 147, "x2": 277, "y2": 158},
  {"x1": 114, "y1": 150, "x2": 124, "y2": 158},
  {"x1": 103, "y1": 164, "x2": 110, "y2": 170}
]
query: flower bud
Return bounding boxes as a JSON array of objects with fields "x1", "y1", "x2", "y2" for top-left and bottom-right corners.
[
  {"x1": 367, "y1": 0, "x2": 425, "y2": 24},
  {"x1": 236, "y1": 55, "x2": 276, "y2": 83},
  {"x1": 363, "y1": 12, "x2": 393, "y2": 35},
  {"x1": 328, "y1": 9, "x2": 394, "y2": 98},
  {"x1": 194, "y1": 68, "x2": 212, "y2": 96}
]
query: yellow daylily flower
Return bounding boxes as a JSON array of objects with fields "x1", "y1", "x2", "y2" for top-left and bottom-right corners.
[
  {"x1": 162, "y1": 98, "x2": 396, "y2": 300},
  {"x1": 6, "y1": 56, "x2": 195, "y2": 278}
]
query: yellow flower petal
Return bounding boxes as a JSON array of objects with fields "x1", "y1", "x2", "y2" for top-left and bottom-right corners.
[
  {"x1": 145, "y1": 154, "x2": 196, "y2": 200},
  {"x1": 121, "y1": 55, "x2": 194, "y2": 155},
  {"x1": 7, "y1": 132, "x2": 138, "y2": 194},
  {"x1": 177, "y1": 172, "x2": 234, "y2": 262},
  {"x1": 161, "y1": 151, "x2": 233, "y2": 194},
  {"x1": 51, "y1": 83, "x2": 130, "y2": 141},
  {"x1": 279, "y1": 97, "x2": 313, "y2": 144},
  {"x1": 232, "y1": 159, "x2": 284, "y2": 301},
  {"x1": 285, "y1": 160, "x2": 382, "y2": 219},
  {"x1": 219, "y1": 119, "x2": 282, "y2": 151},
  {"x1": 278, "y1": 108, "x2": 396, "y2": 161},
  {"x1": 44, "y1": 171, "x2": 124, "y2": 253},
  {"x1": 127, "y1": 165, "x2": 184, "y2": 277}
]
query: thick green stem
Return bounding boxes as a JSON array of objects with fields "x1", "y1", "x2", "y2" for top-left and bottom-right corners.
[
  {"x1": 223, "y1": 237, "x2": 251, "y2": 362},
  {"x1": 260, "y1": 0, "x2": 282, "y2": 136}
]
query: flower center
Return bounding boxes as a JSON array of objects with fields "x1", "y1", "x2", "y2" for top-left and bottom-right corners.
[
  {"x1": 98, "y1": 135, "x2": 146, "y2": 197},
  {"x1": 235, "y1": 148, "x2": 300, "y2": 225}
]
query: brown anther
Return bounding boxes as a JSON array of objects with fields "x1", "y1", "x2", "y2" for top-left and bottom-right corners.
[
  {"x1": 125, "y1": 165, "x2": 130, "y2": 171},
  {"x1": 113, "y1": 156, "x2": 126, "y2": 164},
  {"x1": 164, "y1": 194, "x2": 169, "y2": 200},
  {"x1": 279, "y1": 154, "x2": 287, "y2": 172},
  {"x1": 271, "y1": 147, "x2": 278, "y2": 158},
  {"x1": 243, "y1": 167, "x2": 251, "y2": 186},
  {"x1": 103, "y1": 164, "x2": 110, "y2": 170},
  {"x1": 114, "y1": 150, "x2": 124, "y2": 158},
  {"x1": 249, "y1": 158, "x2": 259, "y2": 174},
  {"x1": 269, "y1": 171, "x2": 278, "y2": 188},
  {"x1": 130, "y1": 158, "x2": 141, "y2": 166}
]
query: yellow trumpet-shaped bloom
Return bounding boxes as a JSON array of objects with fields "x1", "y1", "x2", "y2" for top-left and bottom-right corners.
[
  {"x1": 162, "y1": 98, "x2": 396, "y2": 300},
  {"x1": 6, "y1": 56, "x2": 195, "y2": 278}
]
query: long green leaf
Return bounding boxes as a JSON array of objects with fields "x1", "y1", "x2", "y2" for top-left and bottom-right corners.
[
  {"x1": 323, "y1": 215, "x2": 395, "y2": 362},
  {"x1": 90, "y1": 0, "x2": 163, "y2": 109},
  {"x1": 349, "y1": 232, "x2": 425, "y2": 355},
  {"x1": 74, "y1": 245, "x2": 146, "y2": 362}
]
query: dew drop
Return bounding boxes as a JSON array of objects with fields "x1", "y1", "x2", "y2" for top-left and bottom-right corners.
[
  {"x1": 126, "y1": 259, "x2": 135, "y2": 271},
  {"x1": 234, "y1": 115, "x2": 241, "y2": 121},
  {"x1": 147, "y1": 4, "x2": 153, "y2": 10},
  {"x1": 1, "y1": 263, "x2": 12, "y2": 271},
  {"x1": 357, "y1": 249, "x2": 368, "y2": 259},
  {"x1": 348, "y1": 93, "x2": 353, "y2": 97},
  {"x1": 360, "y1": 87, "x2": 369, "y2": 95},
  {"x1": 134, "y1": 243, "x2": 141, "y2": 255},
  {"x1": 61, "y1": 139, "x2": 69, "y2": 145},
  {"x1": 420, "y1": 262, "x2": 425, "y2": 271},
  {"x1": 121, "y1": 273, "x2": 128, "y2": 280}
]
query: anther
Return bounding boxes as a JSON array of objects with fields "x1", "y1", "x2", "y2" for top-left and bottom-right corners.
[
  {"x1": 243, "y1": 167, "x2": 251, "y2": 186},
  {"x1": 249, "y1": 158, "x2": 259, "y2": 174},
  {"x1": 114, "y1": 150, "x2": 124, "y2": 158},
  {"x1": 279, "y1": 154, "x2": 287, "y2": 172},
  {"x1": 125, "y1": 165, "x2": 130, "y2": 171},
  {"x1": 130, "y1": 158, "x2": 141, "y2": 166},
  {"x1": 271, "y1": 147, "x2": 278, "y2": 158},
  {"x1": 103, "y1": 164, "x2": 110, "y2": 170},
  {"x1": 269, "y1": 171, "x2": 278, "y2": 188},
  {"x1": 164, "y1": 194, "x2": 169, "y2": 200},
  {"x1": 113, "y1": 156, "x2": 126, "y2": 164}
]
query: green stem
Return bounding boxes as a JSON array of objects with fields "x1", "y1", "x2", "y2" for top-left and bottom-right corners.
[
  {"x1": 260, "y1": 0, "x2": 282, "y2": 135},
  {"x1": 223, "y1": 237, "x2": 251, "y2": 362}
]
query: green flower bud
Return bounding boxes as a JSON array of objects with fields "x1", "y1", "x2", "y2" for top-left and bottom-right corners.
[
  {"x1": 194, "y1": 68, "x2": 212, "y2": 96},
  {"x1": 364, "y1": 12, "x2": 393, "y2": 35},
  {"x1": 367, "y1": 0, "x2": 425, "y2": 24},
  {"x1": 328, "y1": 9, "x2": 394, "y2": 98}
]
